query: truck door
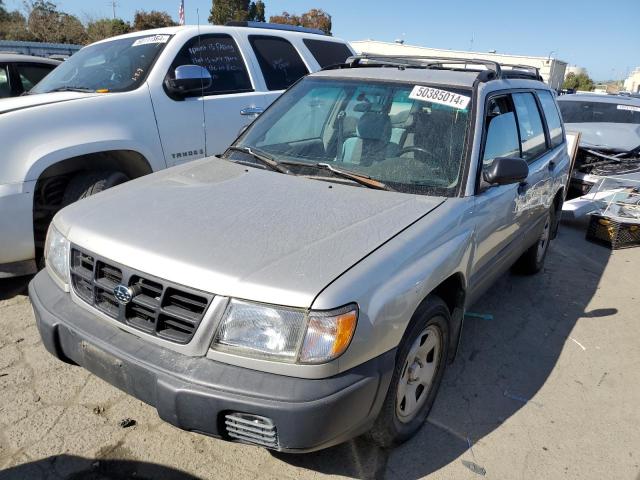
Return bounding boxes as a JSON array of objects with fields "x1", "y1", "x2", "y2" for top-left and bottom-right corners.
[
  {"x1": 469, "y1": 94, "x2": 528, "y2": 302},
  {"x1": 150, "y1": 33, "x2": 267, "y2": 166},
  {"x1": 243, "y1": 34, "x2": 312, "y2": 118},
  {"x1": 511, "y1": 91, "x2": 555, "y2": 246}
]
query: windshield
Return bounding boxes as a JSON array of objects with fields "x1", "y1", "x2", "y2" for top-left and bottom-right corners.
[
  {"x1": 235, "y1": 77, "x2": 471, "y2": 195},
  {"x1": 31, "y1": 34, "x2": 172, "y2": 94},
  {"x1": 559, "y1": 100, "x2": 640, "y2": 124}
]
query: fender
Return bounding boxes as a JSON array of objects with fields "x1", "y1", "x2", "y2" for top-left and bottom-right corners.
[
  {"x1": 313, "y1": 198, "x2": 475, "y2": 374},
  {"x1": 0, "y1": 88, "x2": 166, "y2": 186}
]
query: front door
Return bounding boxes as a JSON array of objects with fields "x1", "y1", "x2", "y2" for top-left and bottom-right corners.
[
  {"x1": 470, "y1": 94, "x2": 528, "y2": 302},
  {"x1": 150, "y1": 33, "x2": 267, "y2": 166}
]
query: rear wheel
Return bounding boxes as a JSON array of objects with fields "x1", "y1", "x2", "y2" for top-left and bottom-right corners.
[
  {"x1": 368, "y1": 296, "x2": 450, "y2": 448},
  {"x1": 514, "y1": 208, "x2": 554, "y2": 274}
]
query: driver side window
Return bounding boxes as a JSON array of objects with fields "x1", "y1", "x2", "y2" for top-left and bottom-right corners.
[
  {"x1": 167, "y1": 34, "x2": 253, "y2": 97},
  {"x1": 482, "y1": 95, "x2": 520, "y2": 168}
]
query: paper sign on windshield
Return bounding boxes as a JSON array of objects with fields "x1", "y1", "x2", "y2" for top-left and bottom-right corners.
[
  {"x1": 132, "y1": 35, "x2": 170, "y2": 47},
  {"x1": 409, "y1": 85, "x2": 470, "y2": 110},
  {"x1": 617, "y1": 104, "x2": 640, "y2": 113}
]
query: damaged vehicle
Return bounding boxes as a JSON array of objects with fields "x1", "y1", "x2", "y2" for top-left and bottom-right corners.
[
  {"x1": 557, "y1": 93, "x2": 640, "y2": 199},
  {"x1": 30, "y1": 56, "x2": 569, "y2": 452}
]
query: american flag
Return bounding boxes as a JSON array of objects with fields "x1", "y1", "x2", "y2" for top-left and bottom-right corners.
[{"x1": 178, "y1": 0, "x2": 185, "y2": 25}]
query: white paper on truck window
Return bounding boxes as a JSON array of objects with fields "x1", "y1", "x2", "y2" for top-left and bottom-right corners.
[
  {"x1": 617, "y1": 104, "x2": 640, "y2": 113},
  {"x1": 132, "y1": 35, "x2": 170, "y2": 47},
  {"x1": 409, "y1": 85, "x2": 471, "y2": 110}
]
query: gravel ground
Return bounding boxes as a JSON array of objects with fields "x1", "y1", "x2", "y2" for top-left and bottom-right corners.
[{"x1": 0, "y1": 218, "x2": 639, "y2": 480}]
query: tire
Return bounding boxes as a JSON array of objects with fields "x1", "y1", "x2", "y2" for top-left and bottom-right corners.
[
  {"x1": 368, "y1": 296, "x2": 450, "y2": 448},
  {"x1": 62, "y1": 170, "x2": 129, "y2": 206},
  {"x1": 514, "y1": 207, "x2": 554, "y2": 275}
]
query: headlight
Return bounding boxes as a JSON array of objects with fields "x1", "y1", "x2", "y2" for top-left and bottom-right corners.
[
  {"x1": 44, "y1": 224, "x2": 70, "y2": 288},
  {"x1": 212, "y1": 299, "x2": 357, "y2": 364}
]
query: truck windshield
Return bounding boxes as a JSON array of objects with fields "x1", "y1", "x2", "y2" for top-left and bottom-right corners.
[
  {"x1": 236, "y1": 77, "x2": 471, "y2": 196},
  {"x1": 559, "y1": 100, "x2": 640, "y2": 124},
  {"x1": 30, "y1": 34, "x2": 172, "y2": 94}
]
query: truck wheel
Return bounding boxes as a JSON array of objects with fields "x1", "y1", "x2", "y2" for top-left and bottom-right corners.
[
  {"x1": 368, "y1": 296, "x2": 450, "y2": 448},
  {"x1": 62, "y1": 170, "x2": 129, "y2": 206},
  {"x1": 514, "y1": 208, "x2": 554, "y2": 275}
]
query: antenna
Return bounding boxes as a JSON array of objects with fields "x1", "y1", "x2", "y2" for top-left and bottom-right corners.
[{"x1": 197, "y1": 8, "x2": 208, "y2": 157}]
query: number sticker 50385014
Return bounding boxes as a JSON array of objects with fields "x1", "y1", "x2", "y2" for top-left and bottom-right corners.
[{"x1": 409, "y1": 85, "x2": 471, "y2": 110}]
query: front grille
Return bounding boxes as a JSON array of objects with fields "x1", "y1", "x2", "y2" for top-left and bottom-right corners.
[
  {"x1": 224, "y1": 413, "x2": 278, "y2": 449},
  {"x1": 70, "y1": 246, "x2": 213, "y2": 344}
]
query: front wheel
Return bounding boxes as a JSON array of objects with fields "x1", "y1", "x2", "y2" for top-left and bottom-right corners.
[
  {"x1": 62, "y1": 170, "x2": 129, "y2": 206},
  {"x1": 368, "y1": 296, "x2": 450, "y2": 448}
]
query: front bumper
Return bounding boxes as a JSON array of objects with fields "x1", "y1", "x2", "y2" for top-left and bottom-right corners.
[{"x1": 29, "y1": 270, "x2": 395, "y2": 452}]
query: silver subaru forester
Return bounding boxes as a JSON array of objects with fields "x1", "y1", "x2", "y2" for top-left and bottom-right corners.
[{"x1": 30, "y1": 56, "x2": 569, "y2": 452}]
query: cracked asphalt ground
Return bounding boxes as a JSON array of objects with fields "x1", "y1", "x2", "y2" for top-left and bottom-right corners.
[{"x1": 1, "y1": 218, "x2": 639, "y2": 480}]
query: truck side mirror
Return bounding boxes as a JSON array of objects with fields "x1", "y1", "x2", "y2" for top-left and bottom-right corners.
[
  {"x1": 166, "y1": 65, "x2": 212, "y2": 95},
  {"x1": 483, "y1": 157, "x2": 529, "y2": 185}
]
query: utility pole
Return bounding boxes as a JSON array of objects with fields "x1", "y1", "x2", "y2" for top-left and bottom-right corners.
[{"x1": 107, "y1": 0, "x2": 119, "y2": 19}]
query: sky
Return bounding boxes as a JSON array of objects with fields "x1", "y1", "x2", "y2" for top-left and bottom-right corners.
[{"x1": 5, "y1": 0, "x2": 639, "y2": 80}]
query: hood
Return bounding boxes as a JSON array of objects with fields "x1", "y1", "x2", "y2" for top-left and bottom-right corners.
[
  {"x1": 58, "y1": 158, "x2": 445, "y2": 308},
  {"x1": 0, "y1": 91, "x2": 99, "y2": 115},
  {"x1": 565, "y1": 122, "x2": 640, "y2": 151}
]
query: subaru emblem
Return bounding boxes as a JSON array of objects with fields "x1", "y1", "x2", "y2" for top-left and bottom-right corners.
[{"x1": 114, "y1": 284, "x2": 134, "y2": 305}]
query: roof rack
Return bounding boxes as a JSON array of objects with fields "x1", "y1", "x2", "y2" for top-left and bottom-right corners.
[
  {"x1": 332, "y1": 54, "x2": 502, "y2": 79},
  {"x1": 225, "y1": 21, "x2": 326, "y2": 36},
  {"x1": 500, "y1": 64, "x2": 543, "y2": 81},
  {"x1": 327, "y1": 54, "x2": 546, "y2": 83}
]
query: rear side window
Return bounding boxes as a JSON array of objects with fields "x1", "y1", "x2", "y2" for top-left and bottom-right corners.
[
  {"x1": 249, "y1": 35, "x2": 309, "y2": 91},
  {"x1": 16, "y1": 63, "x2": 55, "y2": 91},
  {"x1": 303, "y1": 39, "x2": 352, "y2": 68},
  {"x1": 537, "y1": 90, "x2": 563, "y2": 148},
  {"x1": 168, "y1": 34, "x2": 252, "y2": 96},
  {"x1": 0, "y1": 65, "x2": 10, "y2": 98},
  {"x1": 513, "y1": 92, "x2": 547, "y2": 161}
]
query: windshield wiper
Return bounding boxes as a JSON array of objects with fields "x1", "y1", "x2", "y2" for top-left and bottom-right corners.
[
  {"x1": 227, "y1": 146, "x2": 289, "y2": 174},
  {"x1": 44, "y1": 86, "x2": 96, "y2": 93},
  {"x1": 314, "y1": 163, "x2": 393, "y2": 191}
]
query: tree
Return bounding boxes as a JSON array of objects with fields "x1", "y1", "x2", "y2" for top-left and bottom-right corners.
[
  {"x1": 208, "y1": 0, "x2": 265, "y2": 25},
  {"x1": 563, "y1": 72, "x2": 594, "y2": 92},
  {"x1": 300, "y1": 9, "x2": 331, "y2": 34},
  {"x1": 0, "y1": 10, "x2": 32, "y2": 40},
  {"x1": 0, "y1": 0, "x2": 8, "y2": 21},
  {"x1": 87, "y1": 18, "x2": 131, "y2": 43},
  {"x1": 26, "y1": 1, "x2": 86, "y2": 44},
  {"x1": 248, "y1": 0, "x2": 265, "y2": 22},
  {"x1": 269, "y1": 8, "x2": 332, "y2": 34},
  {"x1": 133, "y1": 10, "x2": 177, "y2": 31}
]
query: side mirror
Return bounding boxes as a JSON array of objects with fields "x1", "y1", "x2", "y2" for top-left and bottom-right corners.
[
  {"x1": 166, "y1": 65, "x2": 212, "y2": 95},
  {"x1": 483, "y1": 157, "x2": 529, "y2": 185}
]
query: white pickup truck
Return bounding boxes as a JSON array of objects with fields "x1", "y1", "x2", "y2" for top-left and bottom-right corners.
[{"x1": 0, "y1": 23, "x2": 353, "y2": 277}]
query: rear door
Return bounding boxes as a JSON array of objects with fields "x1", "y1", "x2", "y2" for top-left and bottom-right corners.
[
  {"x1": 245, "y1": 34, "x2": 311, "y2": 114},
  {"x1": 511, "y1": 91, "x2": 555, "y2": 246}
]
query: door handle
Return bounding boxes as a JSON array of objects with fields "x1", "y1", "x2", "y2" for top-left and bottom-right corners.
[
  {"x1": 547, "y1": 161, "x2": 556, "y2": 171},
  {"x1": 240, "y1": 106, "x2": 264, "y2": 116},
  {"x1": 518, "y1": 182, "x2": 528, "y2": 195}
]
